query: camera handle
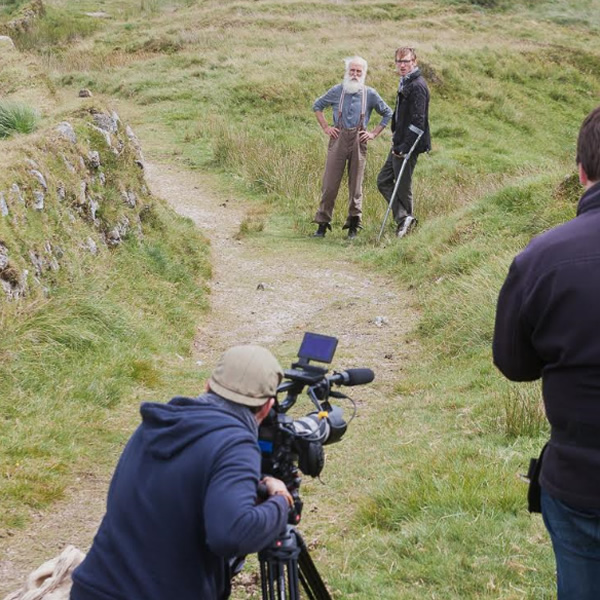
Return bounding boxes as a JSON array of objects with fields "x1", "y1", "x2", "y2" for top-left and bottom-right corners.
[{"x1": 258, "y1": 524, "x2": 332, "y2": 600}]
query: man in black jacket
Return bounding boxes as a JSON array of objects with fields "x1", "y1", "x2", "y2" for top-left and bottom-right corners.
[
  {"x1": 493, "y1": 105, "x2": 600, "y2": 600},
  {"x1": 377, "y1": 46, "x2": 431, "y2": 238}
]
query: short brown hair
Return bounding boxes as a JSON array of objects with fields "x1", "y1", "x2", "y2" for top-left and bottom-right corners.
[
  {"x1": 396, "y1": 47, "x2": 416, "y2": 61},
  {"x1": 577, "y1": 106, "x2": 600, "y2": 182}
]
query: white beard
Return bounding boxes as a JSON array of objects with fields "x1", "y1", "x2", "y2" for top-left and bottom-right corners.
[{"x1": 342, "y1": 74, "x2": 365, "y2": 94}]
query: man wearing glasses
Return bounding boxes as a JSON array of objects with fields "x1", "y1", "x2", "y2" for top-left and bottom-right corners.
[{"x1": 377, "y1": 47, "x2": 431, "y2": 238}]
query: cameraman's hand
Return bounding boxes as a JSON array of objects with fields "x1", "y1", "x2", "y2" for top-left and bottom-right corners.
[{"x1": 261, "y1": 476, "x2": 294, "y2": 508}]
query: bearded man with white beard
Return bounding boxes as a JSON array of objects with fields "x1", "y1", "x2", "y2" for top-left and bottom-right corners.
[{"x1": 312, "y1": 56, "x2": 392, "y2": 239}]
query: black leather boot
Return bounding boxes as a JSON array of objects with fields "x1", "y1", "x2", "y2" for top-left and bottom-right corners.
[
  {"x1": 313, "y1": 223, "x2": 331, "y2": 238},
  {"x1": 347, "y1": 216, "x2": 361, "y2": 239}
]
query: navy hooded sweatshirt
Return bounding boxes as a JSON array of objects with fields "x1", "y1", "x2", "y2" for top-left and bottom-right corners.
[
  {"x1": 71, "y1": 393, "x2": 289, "y2": 600},
  {"x1": 493, "y1": 181, "x2": 600, "y2": 508}
]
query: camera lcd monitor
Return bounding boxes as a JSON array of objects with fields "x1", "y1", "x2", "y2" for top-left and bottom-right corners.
[{"x1": 297, "y1": 332, "x2": 338, "y2": 364}]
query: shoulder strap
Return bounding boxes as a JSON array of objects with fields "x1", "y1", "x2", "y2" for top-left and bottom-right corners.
[
  {"x1": 360, "y1": 87, "x2": 367, "y2": 128},
  {"x1": 337, "y1": 88, "x2": 346, "y2": 126}
]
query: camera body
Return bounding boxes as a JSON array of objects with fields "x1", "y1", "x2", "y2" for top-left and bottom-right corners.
[{"x1": 258, "y1": 332, "x2": 373, "y2": 522}]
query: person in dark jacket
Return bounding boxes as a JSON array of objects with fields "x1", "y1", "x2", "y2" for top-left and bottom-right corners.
[
  {"x1": 493, "y1": 105, "x2": 600, "y2": 600},
  {"x1": 377, "y1": 46, "x2": 431, "y2": 238},
  {"x1": 70, "y1": 345, "x2": 293, "y2": 600}
]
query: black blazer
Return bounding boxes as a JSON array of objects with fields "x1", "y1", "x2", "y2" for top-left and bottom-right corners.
[{"x1": 391, "y1": 68, "x2": 431, "y2": 156}]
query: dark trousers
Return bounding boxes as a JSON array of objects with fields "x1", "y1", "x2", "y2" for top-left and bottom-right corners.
[{"x1": 377, "y1": 150, "x2": 418, "y2": 224}]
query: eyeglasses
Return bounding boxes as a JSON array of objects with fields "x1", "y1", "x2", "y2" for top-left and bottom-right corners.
[{"x1": 395, "y1": 59, "x2": 413, "y2": 64}]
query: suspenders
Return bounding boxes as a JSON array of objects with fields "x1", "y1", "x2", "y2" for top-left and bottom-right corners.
[{"x1": 337, "y1": 87, "x2": 367, "y2": 129}]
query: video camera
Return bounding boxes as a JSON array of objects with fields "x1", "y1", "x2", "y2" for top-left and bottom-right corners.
[{"x1": 258, "y1": 332, "x2": 374, "y2": 523}]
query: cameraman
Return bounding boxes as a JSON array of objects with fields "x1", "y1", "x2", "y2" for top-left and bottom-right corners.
[
  {"x1": 71, "y1": 345, "x2": 293, "y2": 600},
  {"x1": 493, "y1": 106, "x2": 600, "y2": 599}
]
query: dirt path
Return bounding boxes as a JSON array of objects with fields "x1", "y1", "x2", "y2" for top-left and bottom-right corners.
[{"x1": 0, "y1": 160, "x2": 418, "y2": 597}]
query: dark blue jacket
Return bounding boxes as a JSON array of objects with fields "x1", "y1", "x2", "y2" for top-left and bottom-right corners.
[
  {"x1": 493, "y1": 181, "x2": 600, "y2": 508},
  {"x1": 71, "y1": 393, "x2": 289, "y2": 600}
]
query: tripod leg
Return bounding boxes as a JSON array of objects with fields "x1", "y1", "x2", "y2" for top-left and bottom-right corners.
[
  {"x1": 296, "y1": 532, "x2": 332, "y2": 600},
  {"x1": 259, "y1": 558, "x2": 275, "y2": 600},
  {"x1": 288, "y1": 556, "x2": 300, "y2": 600}
]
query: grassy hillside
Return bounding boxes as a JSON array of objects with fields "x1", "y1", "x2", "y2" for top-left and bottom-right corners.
[{"x1": 1, "y1": 0, "x2": 599, "y2": 597}]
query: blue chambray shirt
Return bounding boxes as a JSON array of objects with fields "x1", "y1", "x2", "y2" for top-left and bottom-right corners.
[{"x1": 312, "y1": 84, "x2": 393, "y2": 129}]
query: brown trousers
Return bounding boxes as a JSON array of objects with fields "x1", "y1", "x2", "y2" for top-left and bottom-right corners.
[{"x1": 314, "y1": 127, "x2": 367, "y2": 224}]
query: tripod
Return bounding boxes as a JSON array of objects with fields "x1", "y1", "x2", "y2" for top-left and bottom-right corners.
[{"x1": 258, "y1": 524, "x2": 332, "y2": 600}]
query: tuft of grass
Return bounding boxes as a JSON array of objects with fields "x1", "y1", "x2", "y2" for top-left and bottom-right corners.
[
  {"x1": 9, "y1": 5, "x2": 99, "y2": 52},
  {"x1": 500, "y1": 382, "x2": 547, "y2": 439},
  {"x1": 0, "y1": 101, "x2": 38, "y2": 138}
]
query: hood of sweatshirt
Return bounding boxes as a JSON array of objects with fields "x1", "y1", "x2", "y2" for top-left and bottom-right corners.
[{"x1": 139, "y1": 392, "x2": 258, "y2": 460}]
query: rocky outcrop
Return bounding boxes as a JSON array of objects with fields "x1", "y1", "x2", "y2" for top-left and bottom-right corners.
[
  {"x1": 0, "y1": 105, "x2": 150, "y2": 301},
  {"x1": 3, "y1": 0, "x2": 45, "y2": 34}
]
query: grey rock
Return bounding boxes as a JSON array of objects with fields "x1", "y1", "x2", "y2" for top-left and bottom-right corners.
[
  {"x1": 1, "y1": 267, "x2": 28, "y2": 300},
  {"x1": 88, "y1": 150, "x2": 101, "y2": 168},
  {"x1": 116, "y1": 216, "x2": 130, "y2": 237},
  {"x1": 0, "y1": 193, "x2": 8, "y2": 217},
  {"x1": 10, "y1": 183, "x2": 24, "y2": 204},
  {"x1": 79, "y1": 181, "x2": 88, "y2": 205},
  {"x1": 90, "y1": 124, "x2": 112, "y2": 147},
  {"x1": 29, "y1": 250, "x2": 44, "y2": 276},
  {"x1": 78, "y1": 89, "x2": 93, "y2": 98},
  {"x1": 122, "y1": 190, "x2": 136, "y2": 208},
  {"x1": 374, "y1": 316, "x2": 389, "y2": 327},
  {"x1": 0, "y1": 243, "x2": 9, "y2": 270},
  {"x1": 106, "y1": 229, "x2": 121, "y2": 246},
  {"x1": 90, "y1": 198, "x2": 99, "y2": 221},
  {"x1": 33, "y1": 190, "x2": 45, "y2": 210},
  {"x1": 125, "y1": 125, "x2": 144, "y2": 161},
  {"x1": 85, "y1": 237, "x2": 98, "y2": 255},
  {"x1": 93, "y1": 113, "x2": 118, "y2": 134},
  {"x1": 56, "y1": 122, "x2": 77, "y2": 144},
  {"x1": 44, "y1": 243, "x2": 60, "y2": 272},
  {"x1": 61, "y1": 154, "x2": 76, "y2": 173},
  {"x1": 30, "y1": 169, "x2": 48, "y2": 189},
  {"x1": 0, "y1": 36, "x2": 15, "y2": 49}
]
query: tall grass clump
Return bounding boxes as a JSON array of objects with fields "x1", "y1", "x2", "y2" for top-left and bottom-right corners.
[
  {"x1": 500, "y1": 382, "x2": 547, "y2": 438},
  {"x1": 10, "y1": 6, "x2": 98, "y2": 52},
  {"x1": 0, "y1": 0, "x2": 26, "y2": 15},
  {"x1": 0, "y1": 101, "x2": 38, "y2": 138}
]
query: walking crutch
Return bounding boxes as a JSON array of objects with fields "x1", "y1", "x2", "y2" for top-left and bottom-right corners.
[{"x1": 377, "y1": 124, "x2": 424, "y2": 243}]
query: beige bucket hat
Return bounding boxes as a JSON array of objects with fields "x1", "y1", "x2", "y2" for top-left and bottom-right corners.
[{"x1": 208, "y1": 345, "x2": 283, "y2": 407}]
